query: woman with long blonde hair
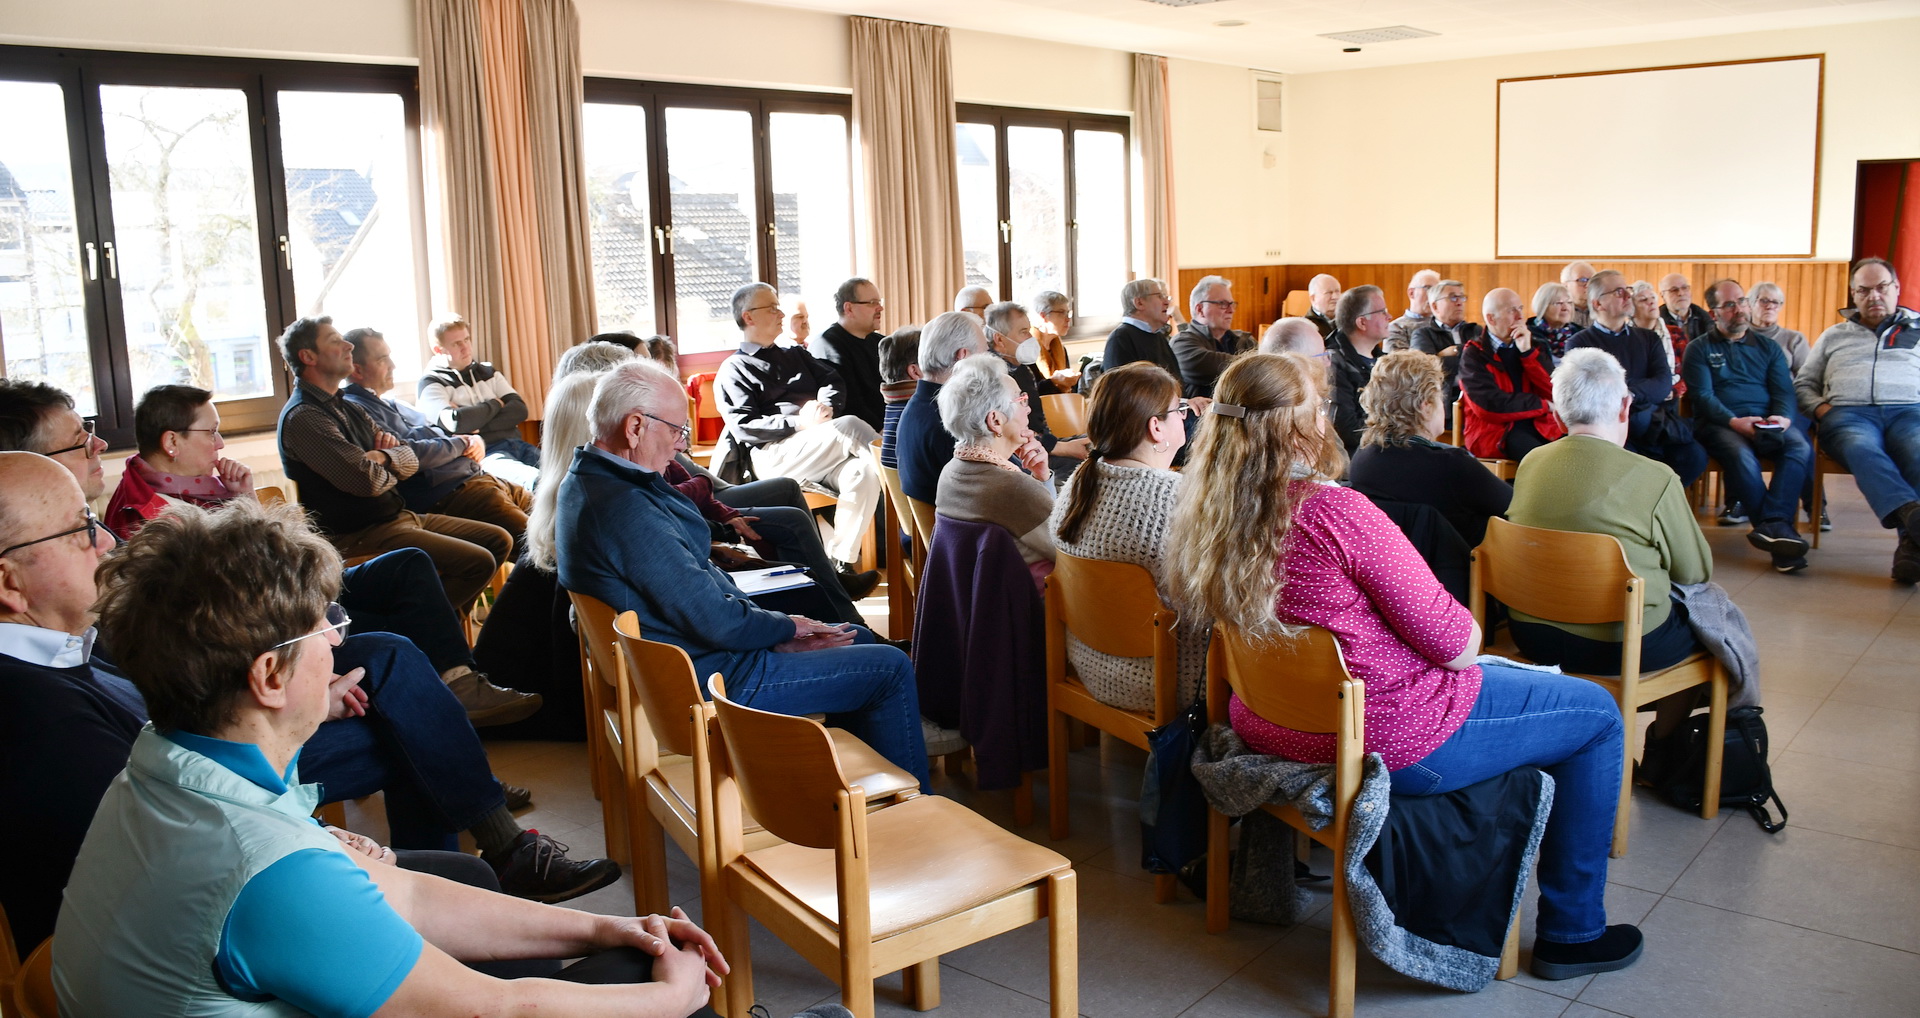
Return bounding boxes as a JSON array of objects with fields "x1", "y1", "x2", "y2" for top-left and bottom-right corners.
[{"x1": 1165, "y1": 352, "x2": 1643, "y2": 982}]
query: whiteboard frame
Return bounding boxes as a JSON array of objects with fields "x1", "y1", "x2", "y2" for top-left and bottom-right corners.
[{"x1": 1494, "y1": 54, "x2": 1824, "y2": 261}]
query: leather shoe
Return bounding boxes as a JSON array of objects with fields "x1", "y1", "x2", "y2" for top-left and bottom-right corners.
[
  {"x1": 447, "y1": 671, "x2": 543, "y2": 727},
  {"x1": 500, "y1": 781, "x2": 533, "y2": 811},
  {"x1": 1530, "y1": 924, "x2": 1644, "y2": 980},
  {"x1": 484, "y1": 830, "x2": 620, "y2": 903},
  {"x1": 835, "y1": 565, "x2": 881, "y2": 600}
]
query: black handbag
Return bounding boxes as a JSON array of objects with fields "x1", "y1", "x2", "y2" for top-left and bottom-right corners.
[
  {"x1": 1639, "y1": 705, "x2": 1787, "y2": 833},
  {"x1": 1140, "y1": 698, "x2": 1210, "y2": 875}
]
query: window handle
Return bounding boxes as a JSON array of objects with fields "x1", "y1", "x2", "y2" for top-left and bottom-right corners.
[
  {"x1": 999, "y1": 220, "x2": 1011, "y2": 244},
  {"x1": 279, "y1": 235, "x2": 292, "y2": 271},
  {"x1": 85, "y1": 241, "x2": 98, "y2": 281},
  {"x1": 655, "y1": 225, "x2": 667, "y2": 255},
  {"x1": 767, "y1": 222, "x2": 776, "y2": 239},
  {"x1": 102, "y1": 241, "x2": 118, "y2": 280}
]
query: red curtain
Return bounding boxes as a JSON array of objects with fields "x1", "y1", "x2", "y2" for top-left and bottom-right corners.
[{"x1": 1855, "y1": 161, "x2": 1920, "y2": 294}]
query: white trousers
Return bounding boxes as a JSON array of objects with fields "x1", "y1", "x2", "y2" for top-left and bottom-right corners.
[{"x1": 749, "y1": 416, "x2": 881, "y2": 565}]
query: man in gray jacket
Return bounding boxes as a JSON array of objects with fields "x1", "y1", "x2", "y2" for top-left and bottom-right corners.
[{"x1": 1795, "y1": 257, "x2": 1920, "y2": 583}]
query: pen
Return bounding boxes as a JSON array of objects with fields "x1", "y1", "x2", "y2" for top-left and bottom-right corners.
[{"x1": 763, "y1": 567, "x2": 806, "y2": 577}]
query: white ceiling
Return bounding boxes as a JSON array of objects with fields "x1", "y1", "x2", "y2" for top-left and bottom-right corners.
[{"x1": 751, "y1": 0, "x2": 1920, "y2": 74}]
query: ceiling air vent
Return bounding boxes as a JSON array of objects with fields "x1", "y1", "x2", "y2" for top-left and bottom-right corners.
[
  {"x1": 1318, "y1": 25, "x2": 1439, "y2": 45},
  {"x1": 1137, "y1": 0, "x2": 1232, "y2": 7}
]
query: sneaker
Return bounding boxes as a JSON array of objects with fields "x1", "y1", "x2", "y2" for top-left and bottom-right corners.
[
  {"x1": 447, "y1": 671, "x2": 543, "y2": 727},
  {"x1": 1746, "y1": 520, "x2": 1810, "y2": 557},
  {"x1": 1819, "y1": 507, "x2": 1833, "y2": 532},
  {"x1": 835, "y1": 564, "x2": 881, "y2": 600},
  {"x1": 1772, "y1": 551, "x2": 1810, "y2": 574},
  {"x1": 921, "y1": 716, "x2": 968, "y2": 757},
  {"x1": 1530, "y1": 924, "x2": 1645, "y2": 980},
  {"x1": 1718, "y1": 501, "x2": 1748, "y2": 526},
  {"x1": 484, "y1": 830, "x2": 620, "y2": 903},
  {"x1": 500, "y1": 780, "x2": 533, "y2": 811}
]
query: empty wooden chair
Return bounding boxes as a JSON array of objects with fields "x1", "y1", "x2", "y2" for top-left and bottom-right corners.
[
  {"x1": 609, "y1": 610, "x2": 920, "y2": 917},
  {"x1": 706, "y1": 675, "x2": 1078, "y2": 1018},
  {"x1": 1043, "y1": 552, "x2": 1182, "y2": 903},
  {"x1": 1202, "y1": 624, "x2": 1520, "y2": 1017},
  {"x1": 1470, "y1": 517, "x2": 1728, "y2": 857}
]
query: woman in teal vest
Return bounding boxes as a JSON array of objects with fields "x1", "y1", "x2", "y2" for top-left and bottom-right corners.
[{"x1": 53, "y1": 498, "x2": 727, "y2": 1018}]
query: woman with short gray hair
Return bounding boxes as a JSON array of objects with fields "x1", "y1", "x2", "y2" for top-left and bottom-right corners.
[
  {"x1": 1027, "y1": 290, "x2": 1078, "y2": 380},
  {"x1": 935, "y1": 353, "x2": 1057, "y2": 570},
  {"x1": 1528, "y1": 282, "x2": 1579, "y2": 359}
]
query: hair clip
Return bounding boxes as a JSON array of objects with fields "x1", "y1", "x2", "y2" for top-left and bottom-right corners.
[{"x1": 1209, "y1": 402, "x2": 1247, "y2": 418}]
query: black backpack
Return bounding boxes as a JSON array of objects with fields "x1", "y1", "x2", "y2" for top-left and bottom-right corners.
[{"x1": 1638, "y1": 704, "x2": 1787, "y2": 833}]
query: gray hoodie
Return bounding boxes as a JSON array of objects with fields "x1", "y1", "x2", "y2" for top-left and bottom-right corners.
[{"x1": 1795, "y1": 307, "x2": 1920, "y2": 415}]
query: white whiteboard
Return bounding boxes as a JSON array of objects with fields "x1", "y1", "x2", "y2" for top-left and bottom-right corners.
[{"x1": 1496, "y1": 56, "x2": 1822, "y2": 258}]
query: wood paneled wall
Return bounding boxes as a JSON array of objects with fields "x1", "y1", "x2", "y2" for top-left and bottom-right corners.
[{"x1": 1178, "y1": 261, "x2": 1852, "y2": 343}]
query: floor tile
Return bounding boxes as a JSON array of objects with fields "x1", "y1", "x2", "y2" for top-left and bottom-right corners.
[
  {"x1": 1782, "y1": 699, "x2": 1920, "y2": 773},
  {"x1": 1575, "y1": 897, "x2": 1920, "y2": 1018},
  {"x1": 862, "y1": 964, "x2": 1056, "y2": 1017},
  {"x1": 1668, "y1": 822, "x2": 1920, "y2": 952},
  {"x1": 1598, "y1": 790, "x2": 1730, "y2": 895},
  {"x1": 1828, "y1": 656, "x2": 1920, "y2": 714},
  {"x1": 1767, "y1": 750, "x2": 1920, "y2": 851}
]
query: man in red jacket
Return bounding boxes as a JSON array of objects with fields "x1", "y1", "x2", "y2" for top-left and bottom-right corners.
[{"x1": 1460, "y1": 287, "x2": 1565, "y2": 461}]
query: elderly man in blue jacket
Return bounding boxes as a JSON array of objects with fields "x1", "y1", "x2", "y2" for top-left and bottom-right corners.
[{"x1": 554, "y1": 360, "x2": 930, "y2": 789}]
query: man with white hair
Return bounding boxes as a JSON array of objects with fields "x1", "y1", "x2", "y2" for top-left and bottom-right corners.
[
  {"x1": 1305, "y1": 273, "x2": 1341, "y2": 339},
  {"x1": 1658, "y1": 273, "x2": 1714, "y2": 345},
  {"x1": 1566, "y1": 270, "x2": 1707, "y2": 486},
  {"x1": 1259, "y1": 317, "x2": 1328, "y2": 359},
  {"x1": 714, "y1": 282, "x2": 881, "y2": 580},
  {"x1": 1562, "y1": 261, "x2": 1597, "y2": 329},
  {"x1": 898, "y1": 311, "x2": 988, "y2": 504},
  {"x1": 1102, "y1": 277, "x2": 1185, "y2": 388},
  {"x1": 1458, "y1": 288, "x2": 1564, "y2": 461},
  {"x1": 1796, "y1": 257, "x2": 1920, "y2": 583},
  {"x1": 1409, "y1": 278, "x2": 1476, "y2": 399},
  {"x1": 953, "y1": 285, "x2": 992, "y2": 318},
  {"x1": 556, "y1": 360, "x2": 931, "y2": 787},
  {"x1": 985, "y1": 301, "x2": 1088, "y2": 470},
  {"x1": 1170, "y1": 275, "x2": 1254, "y2": 398},
  {"x1": 1387, "y1": 269, "x2": 1440, "y2": 351}
]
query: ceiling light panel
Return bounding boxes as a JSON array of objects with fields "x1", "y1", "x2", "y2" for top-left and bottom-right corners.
[{"x1": 1318, "y1": 25, "x2": 1441, "y2": 44}]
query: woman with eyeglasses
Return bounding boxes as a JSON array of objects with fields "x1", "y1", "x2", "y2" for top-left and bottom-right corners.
[
  {"x1": 1048, "y1": 362, "x2": 1206, "y2": 712},
  {"x1": 1349, "y1": 351, "x2": 1512, "y2": 549},
  {"x1": 103, "y1": 384, "x2": 252, "y2": 540},
  {"x1": 1527, "y1": 282, "x2": 1580, "y2": 359},
  {"x1": 935, "y1": 353, "x2": 1058, "y2": 578},
  {"x1": 1165, "y1": 351, "x2": 1641, "y2": 982}
]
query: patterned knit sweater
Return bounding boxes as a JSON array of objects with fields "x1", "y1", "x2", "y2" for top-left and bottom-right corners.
[{"x1": 1047, "y1": 461, "x2": 1207, "y2": 712}]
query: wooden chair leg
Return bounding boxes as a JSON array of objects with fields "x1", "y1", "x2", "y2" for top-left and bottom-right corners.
[
  {"x1": 942, "y1": 749, "x2": 968, "y2": 777},
  {"x1": 1328, "y1": 852, "x2": 1357, "y2": 1018},
  {"x1": 841, "y1": 937, "x2": 875, "y2": 1018},
  {"x1": 1702, "y1": 670, "x2": 1729, "y2": 819},
  {"x1": 1048, "y1": 706, "x2": 1072, "y2": 841},
  {"x1": 903, "y1": 957, "x2": 941, "y2": 1011},
  {"x1": 632, "y1": 811, "x2": 672, "y2": 918},
  {"x1": 1047, "y1": 870, "x2": 1079, "y2": 1018},
  {"x1": 718, "y1": 899, "x2": 756, "y2": 1018},
  {"x1": 1497, "y1": 908, "x2": 1521, "y2": 980},
  {"x1": 1153, "y1": 872, "x2": 1177, "y2": 904},
  {"x1": 1611, "y1": 695, "x2": 1634, "y2": 859},
  {"x1": 599, "y1": 756, "x2": 631, "y2": 867},
  {"x1": 1012, "y1": 775, "x2": 1035, "y2": 828},
  {"x1": 1205, "y1": 808, "x2": 1231, "y2": 934}
]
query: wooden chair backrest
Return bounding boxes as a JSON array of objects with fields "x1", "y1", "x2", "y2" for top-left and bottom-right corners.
[
  {"x1": 12, "y1": 936, "x2": 53, "y2": 1018},
  {"x1": 707, "y1": 675, "x2": 851, "y2": 850},
  {"x1": 1449, "y1": 400, "x2": 1464, "y2": 448},
  {"x1": 1475, "y1": 517, "x2": 1641, "y2": 628},
  {"x1": 873, "y1": 443, "x2": 922, "y2": 591},
  {"x1": 906, "y1": 496, "x2": 938, "y2": 554},
  {"x1": 612, "y1": 610, "x2": 702, "y2": 759},
  {"x1": 1212, "y1": 624, "x2": 1357, "y2": 737},
  {"x1": 696, "y1": 374, "x2": 722, "y2": 424},
  {"x1": 1041, "y1": 393, "x2": 1088, "y2": 436},
  {"x1": 568, "y1": 590, "x2": 623, "y2": 692},
  {"x1": 1283, "y1": 290, "x2": 1311, "y2": 317},
  {"x1": 1048, "y1": 552, "x2": 1181, "y2": 723},
  {"x1": 256, "y1": 485, "x2": 288, "y2": 507}
]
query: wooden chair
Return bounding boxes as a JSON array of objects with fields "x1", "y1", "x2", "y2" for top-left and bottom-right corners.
[
  {"x1": 517, "y1": 419, "x2": 542, "y2": 446},
  {"x1": 689, "y1": 373, "x2": 724, "y2": 466},
  {"x1": 904, "y1": 495, "x2": 938, "y2": 564},
  {"x1": 706, "y1": 675, "x2": 1078, "y2": 1018},
  {"x1": 255, "y1": 485, "x2": 287, "y2": 507},
  {"x1": 1283, "y1": 289, "x2": 1312, "y2": 317},
  {"x1": 11, "y1": 937, "x2": 52, "y2": 1018},
  {"x1": 1469, "y1": 517, "x2": 1728, "y2": 857},
  {"x1": 1040, "y1": 392, "x2": 1087, "y2": 437},
  {"x1": 1201, "y1": 625, "x2": 1520, "y2": 1017},
  {"x1": 1452, "y1": 399, "x2": 1518, "y2": 481},
  {"x1": 609, "y1": 611, "x2": 920, "y2": 917},
  {"x1": 1, "y1": 903, "x2": 19, "y2": 1018},
  {"x1": 1043, "y1": 552, "x2": 1182, "y2": 904},
  {"x1": 871, "y1": 440, "x2": 920, "y2": 639},
  {"x1": 569, "y1": 591, "x2": 636, "y2": 865},
  {"x1": 1806, "y1": 431, "x2": 1851, "y2": 549}
]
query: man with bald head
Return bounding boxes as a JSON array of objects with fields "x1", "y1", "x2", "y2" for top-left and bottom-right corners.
[
  {"x1": 1388, "y1": 269, "x2": 1441, "y2": 351},
  {"x1": 1305, "y1": 274, "x2": 1341, "y2": 339},
  {"x1": 1658, "y1": 273, "x2": 1714, "y2": 345},
  {"x1": 1458, "y1": 288, "x2": 1564, "y2": 461},
  {"x1": 1260, "y1": 318, "x2": 1327, "y2": 359},
  {"x1": 1562, "y1": 261, "x2": 1597, "y2": 329},
  {"x1": 953, "y1": 285, "x2": 992, "y2": 318}
]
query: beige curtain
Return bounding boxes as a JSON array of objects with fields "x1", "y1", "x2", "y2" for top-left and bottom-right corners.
[
  {"x1": 851, "y1": 17, "x2": 963, "y2": 326},
  {"x1": 1133, "y1": 53, "x2": 1177, "y2": 287},
  {"x1": 418, "y1": 0, "x2": 594, "y2": 417}
]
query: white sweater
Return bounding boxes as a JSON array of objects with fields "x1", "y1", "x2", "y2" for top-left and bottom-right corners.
[{"x1": 1047, "y1": 460, "x2": 1207, "y2": 713}]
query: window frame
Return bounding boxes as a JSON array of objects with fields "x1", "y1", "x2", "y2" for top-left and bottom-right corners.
[
  {"x1": 0, "y1": 45, "x2": 422, "y2": 447},
  {"x1": 582, "y1": 78, "x2": 854, "y2": 365},
  {"x1": 955, "y1": 103, "x2": 1132, "y2": 340}
]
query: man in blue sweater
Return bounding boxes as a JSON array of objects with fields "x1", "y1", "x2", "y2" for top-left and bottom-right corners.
[
  {"x1": 1682, "y1": 280, "x2": 1813, "y2": 572},
  {"x1": 555, "y1": 361, "x2": 930, "y2": 788},
  {"x1": 896, "y1": 311, "x2": 986, "y2": 504}
]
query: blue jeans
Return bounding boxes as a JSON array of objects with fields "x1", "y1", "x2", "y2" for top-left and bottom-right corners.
[
  {"x1": 1389, "y1": 665, "x2": 1624, "y2": 944},
  {"x1": 1817, "y1": 404, "x2": 1920, "y2": 526},
  {"x1": 1694, "y1": 419, "x2": 1812, "y2": 525},
  {"x1": 727, "y1": 629, "x2": 931, "y2": 790},
  {"x1": 340, "y1": 548, "x2": 474, "y2": 674},
  {"x1": 304, "y1": 633, "x2": 507, "y2": 851}
]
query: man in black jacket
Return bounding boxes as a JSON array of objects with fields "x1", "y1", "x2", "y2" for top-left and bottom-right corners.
[
  {"x1": 812, "y1": 277, "x2": 888, "y2": 431},
  {"x1": 1171, "y1": 275, "x2": 1254, "y2": 399},
  {"x1": 1305, "y1": 273, "x2": 1342, "y2": 339},
  {"x1": 1101, "y1": 277, "x2": 1184, "y2": 384},
  {"x1": 1658, "y1": 273, "x2": 1715, "y2": 344},
  {"x1": 1410, "y1": 278, "x2": 1477, "y2": 401},
  {"x1": 1328, "y1": 285, "x2": 1392, "y2": 453},
  {"x1": 1567, "y1": 270, "x2": 1707, "y2": 486}
]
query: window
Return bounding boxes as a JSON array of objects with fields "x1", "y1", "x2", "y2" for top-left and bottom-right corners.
[
  {"x1": 954, "y1": 105, "x2": 1130, "y2": 335},
  {"x1": 0, "y1": 47, "x2": 426, "y2": 445},
  {"x1": 583, "y1": 82, "x2": 854, "y2": 356}
]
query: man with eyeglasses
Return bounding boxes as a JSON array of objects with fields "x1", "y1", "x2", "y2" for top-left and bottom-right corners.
[
  {"x1": 986, "y1": 301, "x2": 1089, "y2": 477},
  {"x1": 0, "y1": 379, "x2": 109, "y2": 499},
  {"x1": 1567, "y1": 270, "x2": 1707, "y2": 487},
  {"x1": 813, "y1": 277, "x2": 890, "y2": 431},
  {"x1": 1410, "y1": 278, "x2": 1478, "y2": 400},
  {"x1": 1305, "y1": 273, "x2": 1342, "y2": 339},
  {"x1": 1386, "y1": 269, "x2": 1440, "y2": 352},
  {"x1": 1796, "y1": 257, "x2": 1920, "y2": 583},
  {"x1": 1683, "y1": 279, "x2": 1814, "y2": 573},
  {"x1": 1562, "y1": 261, "x2": 1598, "y2": 329},
  {"x1": 1327, "y1": 284, "x2": 1393, "y2": 453},
  {"x1": 0, "y1": 453, "x2": 621, "y2": 959},
  {"x1": 1171, "y1": 275, "x2": 1254, "y2": 399},
  {"x1": 1458, "y1": 288, "x2": 1565, "y2": 462},
  {"x1": 953, "y1": 285, "x2": 993, "y2": 319},
  {"x1": 1102, "y1": 277, "x2": 1184, "y2": 384},
  {"x1": 1658, "y1": 273, "x2": 1715, "y2": 345},
  {"x1": 714, "y1": 281, "x2": 882, "y2": 585}
]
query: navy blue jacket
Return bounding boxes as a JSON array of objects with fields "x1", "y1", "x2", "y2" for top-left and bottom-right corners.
[
  {"x1": 1681, "y1": 328, "x2": 1795, "y2": 425},
  {"x1": 1567, "y1": 323, "x2": 1674, "y2": 418},
  {"x1": 341, "y1": 383, "x2": 482, "y2": 512},
  {"x1": 896, "y1": 380, "x2": 953, "y2": 504}
]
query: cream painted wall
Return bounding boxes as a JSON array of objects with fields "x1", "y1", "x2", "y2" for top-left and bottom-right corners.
[
  {"x1": 1166, "y1": 58, "x2": 1287, "y2": 269},
  {"x1": 949, "y1": 28, "x2": 1130, "y2": 114},
  {"x1": 576, "y1": 0, "x2": 849, "y2": 90},
  {"x1": 0, "y1": 0, "x2": 415, "y2": 62},
  {"x1": 1278, "y1": 17, "x2": 1920, "y2": 264}
]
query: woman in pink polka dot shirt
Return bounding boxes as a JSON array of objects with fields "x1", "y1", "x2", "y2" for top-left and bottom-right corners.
[{"x1": 1165, "y1": 351, "x2": 1641, "y2": 982}]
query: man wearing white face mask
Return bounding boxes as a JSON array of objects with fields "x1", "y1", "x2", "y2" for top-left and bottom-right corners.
[
  {"x1": 1171, "y1": 275, "x2": 1254, "y2": 399},
  {"x1": 985, "y1": 302, "x2": 1089, "y2": 473}
]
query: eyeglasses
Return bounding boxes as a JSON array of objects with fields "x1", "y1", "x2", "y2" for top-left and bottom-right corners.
[
  {"x1": 747, "y1": 304, "x2": 785, "y2": 316},
  {"x1": 1012, "y1": 392, "x2": 1030, "y2": 405},
  {"x1": 46, "y1": 419, "x2": 100, "y2": 459},
  {"x1": 1198, "y1": 300, "x2": 1238, "y2": 310},
  {"x1": 1596, "y1": 286, "x2": 1635, "y2": 302},
  {"x1": 848, "y1": 298, "x2": 886, "y2": 308},
  {"x1": 1752, "y1": 297, "x2": 1784, "y2": 309},
  {"x1": 1712, "y1": 298, "x2": 1751, "y2": 311},
  {"x1": 1361, "y1": 308, "x2": 1392, "y2": 321},
  {"x1": 0, "y1": 505, "x2": 101, "y2": 559},
  {"x1": 1852, "y1": 281, "x2": 1896, "y2": 298},
  {"x1": 639, "y1": 411, "x2": 692, "y2": 444},
  {"x1": 1568, "y1": 276, "x2": 1592, "y2": 285},
  {"x1": 1434, "y1": 293, "x2": 1467, "y2": 304},
  {"x1": 270, "y1": 602, "x2": 352, "y2": 651},
  {"x1": 177, "y1": 427, "x2": 223, "y2": 439},
  {"x1": 1155, "y1": 400, "x2": 1192, "y2": 420},
  {"x1": 1317, "y1": 396, "x2": 1335, "y2": 417}
]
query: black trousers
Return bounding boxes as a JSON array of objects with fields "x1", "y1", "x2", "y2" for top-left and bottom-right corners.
[{"x1": 1508, "y1": 600, "x2": 1699, "y2": 676}]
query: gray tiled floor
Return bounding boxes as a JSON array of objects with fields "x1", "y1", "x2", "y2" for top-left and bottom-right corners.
[{"x1": 350, "y1": 482, "x2": 1918, "y2": 1018}]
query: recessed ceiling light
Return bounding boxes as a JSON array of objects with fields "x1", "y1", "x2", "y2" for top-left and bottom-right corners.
[{"x1": 1214, "y1": 20, "x2": 1247, "y2": 27}]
